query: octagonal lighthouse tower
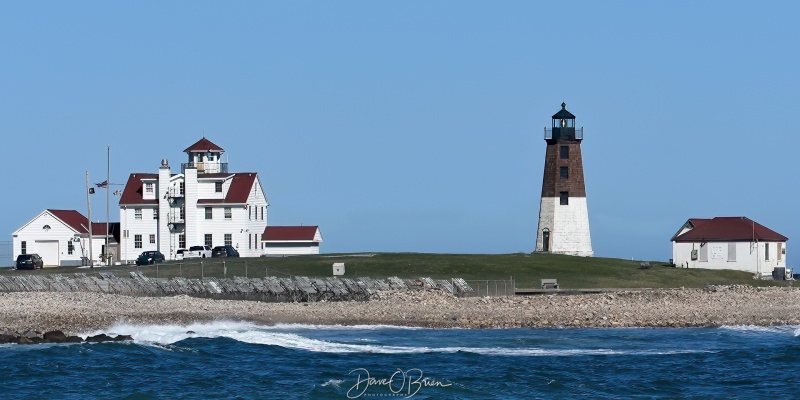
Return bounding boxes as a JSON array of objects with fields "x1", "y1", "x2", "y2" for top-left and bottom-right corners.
[{"x1": 535, "y1": 102, "x2": 593, "y2": 256}]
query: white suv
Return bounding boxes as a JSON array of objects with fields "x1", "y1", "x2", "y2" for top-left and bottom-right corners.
[{"x1": 186, "y1": 245, "x2": 212, "y2": 258}]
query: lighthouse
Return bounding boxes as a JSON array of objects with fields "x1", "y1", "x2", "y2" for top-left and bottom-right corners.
[{"x1": 535, "y1": 102, "x2": 593, "y2": 256}]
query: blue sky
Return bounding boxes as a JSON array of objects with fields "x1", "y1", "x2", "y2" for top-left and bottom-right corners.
[{"x1": 2, "y1": 1, "x2": 798, "y2": 262}]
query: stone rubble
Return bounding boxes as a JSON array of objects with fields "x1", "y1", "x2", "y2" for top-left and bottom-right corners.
[{"x1": 0, "y1": 285, "x2": 799, "y2": 335}]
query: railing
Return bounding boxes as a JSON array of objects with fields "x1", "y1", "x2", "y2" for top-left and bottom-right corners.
[
  {"x1": 167, "y1": 212, "x2": 185, "y2": 224},
  {"x1": 544, "y1": 128, "x2": 584, "y2": 140},
  {"x1": 181, "y1": 162, "x2": 228, "y2": 174},
  {"x1": 166, "y1": 188, "x2": 184, "y2": 198}
]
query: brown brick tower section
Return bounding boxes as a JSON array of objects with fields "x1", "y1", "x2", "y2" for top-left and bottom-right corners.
[{"x1": 540, "y1": 141, "x2": 586, "y2": 198}]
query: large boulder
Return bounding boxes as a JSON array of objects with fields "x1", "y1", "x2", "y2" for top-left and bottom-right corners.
[
  {"x1": 43, "y1": 330, "x2": 68, "y2": 343},
  {"x1": 85, "y1": 333, "x2": 114, "y2": 343}
]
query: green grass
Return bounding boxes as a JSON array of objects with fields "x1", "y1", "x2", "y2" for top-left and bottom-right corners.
[{"x1": 1, "y1": 252, "x2": 789, "y2": 289}]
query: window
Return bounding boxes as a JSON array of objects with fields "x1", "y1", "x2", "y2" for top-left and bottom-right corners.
[
  {"x1": 208, "y1": 154, "x2": 215, "y2": 161},
  {"x1": 179, "y1": 233, "x2": 185, "y2": 249},
  {"x1": 68, "y1": 241, "x2": 74, "y2": 255},
  {"x1": 153, "y1": 208, "x2": 159, "y2": 219},
  {"x1": 179, "y1": 182, "x2": 185, "y2": 196},
  {"x1": 180, "y1": 207, "x2": 185, "y2": 220},
  {"x1": 261, "y1": 206, "x2": 264, "y2": 220},
  {"x1": 698, "y1": 243, "x2": 708, "y2": 262},
  {"x1": 215, "y1": 182, "x2": 222, "y2": 193},
  {"x1": 21, "y1": 241, "x2": 26, "y2": 255},
  {"x1": 248, "y1": 234, "x2": 251, "y2": 249},
  {"x1": 204, "y1": 234, "x2": 213, "y2": 247},
  {"x1": 225, "y1": 234, "x2": 232, "y2": 246},
  {"x1": 560, "y1": 146, "x2": 569, "y2": 159},
  {"x1": 134, "y1": 235, "x2": 142, "y2": 249},
  {"x1": 205, "y1": 207, "x2": 212, "y2": 220},
  {"x1": 123, "y1": 230, "x2": 129, "y2": 238},
  {"x1": 778, "y1": 243, "x2": 783, "y2": 261},
  {"x1": 150, "y1": 234, "x2": 156, "y2": 244},
  {"x1": 765, "y1": 243, "x2": 770, "y2": 261},
  {"x1": 560, "y1": 167, "x2": 569, "y2": 179},
  {"x1": 248, "y1": 206, "x2": 252, "y2": 220},
  {"x1": 728, "y1": 242, "x2": 736, "y2": 262},
  {"x1": 145, "y1": 183, "x2": 154, "y2": 193},
  {"x1": 559, "y1": 192, "x2": 569, "y2": 205},
  {"x1": 224, "y1": 207, "x2": 232, "y2": 219},
  {"x1": 135, "y1": 208, "x2": 142, "y2": 220}
]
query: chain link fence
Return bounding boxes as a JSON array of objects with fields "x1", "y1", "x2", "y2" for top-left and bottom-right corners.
[
  {"x1": 0, "y1": 241, "x2": 11, "y2": 268},
  {"x1": 463, "y1": 279, "x2": 516, "y2": 297}
]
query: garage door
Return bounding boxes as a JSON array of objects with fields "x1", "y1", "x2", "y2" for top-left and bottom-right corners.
[{"x1": 35, "y1": 241, "x2": 60, "y2": 266}]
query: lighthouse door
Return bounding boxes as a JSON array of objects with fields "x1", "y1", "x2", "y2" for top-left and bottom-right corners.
[{"x1": 542, "y1": 231, "x2": 550, "y2": 252}]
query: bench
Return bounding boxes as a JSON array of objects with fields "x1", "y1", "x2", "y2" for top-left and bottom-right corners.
[
  {"x1": 639, "y1": 262, "x2": 651, "y2": 269},
  {"x1": 541, "y1": 278, "x2": 559, "y2": 290}
]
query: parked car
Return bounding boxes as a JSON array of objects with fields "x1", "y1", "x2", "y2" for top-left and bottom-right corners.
[
  {"x1": 175, "y1": 248, "x2": 187, "y2": 261},
  {"x1": 212, "y1": 245, "x2": 240, "y2": 258},
  {"x1": 185, "y1": 245, "x2": 212, "y2": 259},
  {"x1": 16, "y1": 254, "x2": 44, "y2": 270},
  {"x1": 136, "y1": 251, "x2": 165, "y2": 266}
]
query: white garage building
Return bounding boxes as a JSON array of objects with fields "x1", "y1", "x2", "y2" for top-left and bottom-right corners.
[
  {"x1": 671, "y1": 216, "x2": 787, "y2": 277},
  {"x1": 12, "y1": 209, "x2": 118, "y2": 267}
]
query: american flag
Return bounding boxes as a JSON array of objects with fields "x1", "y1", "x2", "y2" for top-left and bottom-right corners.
[{"x1": 95, "y1": 180, "x2": 108, "y2": 188}]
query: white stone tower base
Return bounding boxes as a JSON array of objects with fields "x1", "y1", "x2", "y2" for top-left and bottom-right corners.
[{"x1": 535, "y1": 197, "x2": 593, "y2": 256}]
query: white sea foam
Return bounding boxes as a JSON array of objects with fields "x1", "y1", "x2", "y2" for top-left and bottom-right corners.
[
  {"x1": 720, "y1": 325, "x2": 800, "y2": 335},
  {"x1": 80, "y1": 321, "x2": 713, "y2": 356},
  {"x1": 321, "y1": 379, "x2": 344, "y2": 387},
  {"x1": 268, "y1": 323, "x2": 426, "y2": 331}
]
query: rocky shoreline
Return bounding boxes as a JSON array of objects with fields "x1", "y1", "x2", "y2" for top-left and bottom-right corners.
[{"x1": 1, "y1": 285, "x2": 800, "y2": 336}]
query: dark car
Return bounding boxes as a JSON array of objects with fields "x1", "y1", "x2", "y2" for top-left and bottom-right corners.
[
  {"x1": 16, "y1": 254, "x2": 44, "y2": 270},
  {"x1": 212, "y1": 245, "x2": 240, "y2": 258},
  {"x1": 135, "y1": 251, "x2": 165, "y2": 266}
]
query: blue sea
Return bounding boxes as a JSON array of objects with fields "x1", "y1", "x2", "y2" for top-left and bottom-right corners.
[{"x1": 1, "y1": 322, "x2": 798, "y2": 399}]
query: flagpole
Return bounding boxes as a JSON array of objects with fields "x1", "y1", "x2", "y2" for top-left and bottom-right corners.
[
  {"x1": 106, "y1": 145, "x2": 110, "y2": 266},
  {"x1": 86, "y1": 170, "x2": 93, "y2": 267}
]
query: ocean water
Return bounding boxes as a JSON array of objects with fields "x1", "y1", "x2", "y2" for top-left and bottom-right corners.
[{"x1": 1, "y1": 322, "x2": 799, "y2": 399}]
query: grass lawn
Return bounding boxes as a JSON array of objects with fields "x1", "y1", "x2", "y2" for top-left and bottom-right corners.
[{"x1": 1, "y1": 252, "x2": 789, "y2": 289}]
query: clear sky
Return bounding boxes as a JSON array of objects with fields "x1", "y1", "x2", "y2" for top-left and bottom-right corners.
[{"x1": 2, "y1": 2, "x2": 798, "y2": 263}]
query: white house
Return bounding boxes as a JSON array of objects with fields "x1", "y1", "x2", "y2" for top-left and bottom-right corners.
[
  {"x1": 261, "y1": 226, "x2": 323, "y2": 255},
  {"x1": 118, "y1": 138, "x2": 269, "y2": 262},
  {"x1": 671, "y1": 216, "x2": 787, "y2": 277},
  {"x1": 12, "y1": 209, "x2": 118, "y2": 266}
]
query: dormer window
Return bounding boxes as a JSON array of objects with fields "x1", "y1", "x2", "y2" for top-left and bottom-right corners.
[
  {"x1": 215, "y1": 182, "x2": 222, "y2": 193},
  {"x1": 145, "y1": 183, "x2": 154, "y2": 193}
]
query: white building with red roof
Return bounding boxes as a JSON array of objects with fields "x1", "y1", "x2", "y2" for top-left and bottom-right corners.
[
  {"x1": 118, "y1": 138, "x2": 269, "y2": 262},
  {"x1": 11, "y1": 209, "x2": 119, "y2": 266},
  {"x1": 262, "y1": 226, "x2": 323, "y2": 255},
  {"x1": 671, "y1": 217, "x2": 787, "y2": 277}
]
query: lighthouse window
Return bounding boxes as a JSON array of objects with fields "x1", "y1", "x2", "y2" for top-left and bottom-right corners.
[
  {"x1": 560, "y1": 167, "x2": 569, "y2": 179},
  {"x1": 560, "y1": 146, "x2": 569, "y2": 159},
  {"x1": 559, "y1": 192, "x2": 569, "y2": 205}
]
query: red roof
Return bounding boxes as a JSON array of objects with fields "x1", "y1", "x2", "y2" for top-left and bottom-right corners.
[
  {"x1": 262, "y1": 226, "x2": 320, "y2": 241},
  {"x1": 47, "y1": 209, "x2": 118, "y2": 238},
  {"x1": 121, "y1": 172, "x2": 257, "y2": 205},
  {"x1": 673, "y1": 217, "x2": 787, "y2": 242},
  {"x1": 184, "y1": 138, "x2": 224, "y2": 153},
  {"x1": 118, "y1": 173, "x2": 159, "y2": 205},
  {"x1": 48, "y1": 209, "x2": 91, "y2": 233}
]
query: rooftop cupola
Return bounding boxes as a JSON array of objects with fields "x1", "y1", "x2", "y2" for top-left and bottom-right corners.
[{"x1": 182, "y1": 137, "x2": 227, "y2": 174}]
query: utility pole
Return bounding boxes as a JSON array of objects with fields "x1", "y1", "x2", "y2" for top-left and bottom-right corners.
[{"x1": 86, "y1": 170, "x2": 94, "y2": 267}]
